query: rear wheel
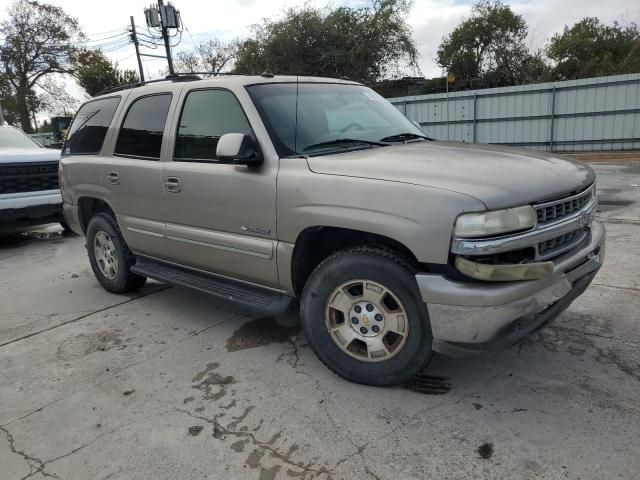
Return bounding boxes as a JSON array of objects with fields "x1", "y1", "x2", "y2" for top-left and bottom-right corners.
[
  {"x1": 86, "y1": 213, "x2": 146, "y2": 293},
  {"x1": 300, "y1": 246, "x2": 433, "y2": 387}
]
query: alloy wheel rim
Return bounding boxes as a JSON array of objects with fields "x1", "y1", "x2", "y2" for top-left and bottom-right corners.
[
  {"x1": 93, "y1": 231, "x2": 118, "y2": 280},
  {"x1": 324, "y1": 279, "x2": 409, "y2": 362}
]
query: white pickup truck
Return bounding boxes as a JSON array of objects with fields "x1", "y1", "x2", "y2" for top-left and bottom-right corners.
[{"x1": 0, "y1": 125, "x2": 63, "y2": 233}]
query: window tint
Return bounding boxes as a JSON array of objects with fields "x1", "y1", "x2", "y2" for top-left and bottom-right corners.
[
  {"x1": 247, "y1": 83, "x2": 297, "y2": 157},
  {"x1": 174, "y1": 89, "x2": 252, "y2": 161},
  {"x1": 115, "y1": 94, "x2": 172, "y2": 159},
  {"x1": 63, "y1": 97, "x2": 120, "y2": 155}
]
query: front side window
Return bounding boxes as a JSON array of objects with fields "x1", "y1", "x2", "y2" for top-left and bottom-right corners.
[
  {"x1": 247, "y1": 83, "x2": 425, "y2": 157},
  {"x1": 115, "y1": 94, "x2": 172, "y2": 159},
  {"x1": 174, "y1": 89, "x2": 252, "y2": 162},
  {"x1": 63, "y1": 96, "x2": 121, "y2": 155}
]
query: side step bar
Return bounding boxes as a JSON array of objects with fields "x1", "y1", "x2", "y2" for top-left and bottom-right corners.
[{"x1": 131, "y1": 256, "x2": 293, "y2": 315}]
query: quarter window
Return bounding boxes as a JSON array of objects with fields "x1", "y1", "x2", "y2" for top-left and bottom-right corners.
[
  {"x1": 115, "y1": 94, "x2": 172, "y2": 159},
  {"x1": 174, "y1": 89, "x2": 252, "y2": 162},
  {"x1": 63, "y1": 96, "x2": 121, "y2": 155}
]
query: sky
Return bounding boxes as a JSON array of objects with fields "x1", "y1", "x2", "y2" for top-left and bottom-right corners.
[{"x1": 0, "y1": 0, "x2": 638, "y2": 111}]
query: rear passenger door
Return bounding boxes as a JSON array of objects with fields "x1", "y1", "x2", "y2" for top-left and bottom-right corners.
[
  {"x1": 161, "y1": 87, "x2": 279, "y2": 287},
  {"x1": 102, "y1": 90, "x2": 175, "y2": 258},
  {"x1": 61, "y1": 95, "x2": 122, "y2": 206}
]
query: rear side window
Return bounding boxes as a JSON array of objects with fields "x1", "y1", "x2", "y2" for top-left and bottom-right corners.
[
  {"x1": 115, "y1": 94, "x2": 172, "y2": 159},
  {"x1": 174, "y1": 89, "x2": 252, "y2": 162},
  {"x1": 62, "y1": 96, "x2": 121, "y2": 155}
]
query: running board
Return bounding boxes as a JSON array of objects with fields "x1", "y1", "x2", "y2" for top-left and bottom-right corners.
[{"x1": 131, "y1": 257, "x2": 293, "y2": 315}]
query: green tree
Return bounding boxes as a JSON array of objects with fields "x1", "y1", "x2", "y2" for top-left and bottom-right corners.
[
  {"x1": 547, "y1": 18, "x2": 640, "y2": 80},
  {"x1": 0, "y1": 0, "x2": 83, "y2": 132},
  {"x1": 437, "y1": 1, "x2": 549, "y2": 88},
  {"x1": 75, "y1": 50, "x2": 140, "y2": 97},
  {"x1": 233, "y1": 0, "x2": 420, "y2": 84}
]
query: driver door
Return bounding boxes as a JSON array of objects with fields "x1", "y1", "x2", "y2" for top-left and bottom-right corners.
[{"x1": 160, "y1": 87, "x2": 279, "y2": 288}]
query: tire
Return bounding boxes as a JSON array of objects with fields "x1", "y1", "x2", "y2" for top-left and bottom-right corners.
[
  {"x1": 300, "y1": 246, "x2": 433, "y2": 387},
  {"x1": 86, "y1": 213, "x2": 147, "y2": 293}
]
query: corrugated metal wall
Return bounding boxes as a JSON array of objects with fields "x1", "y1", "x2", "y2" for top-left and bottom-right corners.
[{"x1": 389, "y1": 73, "x2": 640, "y2": 152}]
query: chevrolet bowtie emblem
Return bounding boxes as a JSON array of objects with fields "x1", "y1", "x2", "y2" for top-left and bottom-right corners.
[{"x1": 362, "y1": 315, "x2": 369, "y2": 326}]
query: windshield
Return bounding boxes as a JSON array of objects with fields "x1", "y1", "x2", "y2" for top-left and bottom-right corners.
[
  {"x1": 247, "y1": 83, "x2": 425, "y2": 157},
  {"x1": 0, "y1": 127, "x2": 41, "y2": 149}
]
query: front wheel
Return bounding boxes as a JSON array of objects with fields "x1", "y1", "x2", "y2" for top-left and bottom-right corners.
[
  {"x1": 300, "y1": 246, "x2": 433, "y2": 387},
  {"x1": 86, "y1": 213, "x2": 146, "y2": 293}
]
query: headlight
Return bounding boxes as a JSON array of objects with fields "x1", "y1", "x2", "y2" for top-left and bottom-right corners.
[{"x1": 454, "y1": 205, "x2": 536, "y2": 238}]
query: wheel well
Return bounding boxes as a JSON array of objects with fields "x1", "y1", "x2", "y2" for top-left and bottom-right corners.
[
  {"x1": 77, "y1": 197, "x2": 115, "y2": 233},
  {"x1": 291, "y1": 227, "x2": 419, "y2": 297}
]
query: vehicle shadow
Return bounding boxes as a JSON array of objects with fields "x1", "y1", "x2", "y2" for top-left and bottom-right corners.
[
  {"x1": 0, "y1": 225, "x2": 78, "y2": 250},
  {"x1": 151, "y1": 284, "x2": 588, "y2": 397}
]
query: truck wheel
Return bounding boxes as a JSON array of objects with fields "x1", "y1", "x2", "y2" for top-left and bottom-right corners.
[
  {"x1": 86, "y1": 213, "x2": 146, "y2": 293},
  {"x1": 300, "y1": 246, "x2": 433, "y2": 387}
]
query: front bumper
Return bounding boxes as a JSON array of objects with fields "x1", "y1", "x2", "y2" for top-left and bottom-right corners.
[
  {"x1": 416, "y1": 221, "x2": 605, "y2": 356},
  {"x1": 0, "y1": 190, "x2": 63, "y2": 232}
]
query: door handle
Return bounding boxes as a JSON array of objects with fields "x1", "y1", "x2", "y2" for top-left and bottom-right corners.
[
  {"x1": 164, "y1": 176, "x2": 182, "y2": 193},
  {"x1": 107, "y1": 171, "x2": 120, "y2": 185}
]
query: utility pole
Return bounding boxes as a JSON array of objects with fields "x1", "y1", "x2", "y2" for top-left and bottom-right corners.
[
  {"x1": 158, "y1": 0, "x2": 174, "y2": 75},
  {"x1": 129, "y1": 16, "x2": 145, "y2": 82}
]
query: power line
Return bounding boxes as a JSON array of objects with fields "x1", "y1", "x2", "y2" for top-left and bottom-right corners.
[
  {"x1": 81, "y1": 31, "x2": 130, "y2": 43},
  {"x1": 101, "y1": 41, "x2": 132, "y2": 53},
  {"x1": 84, "y1": 27, "x2": 129, "y2": 37},
  {"x1": 48, "y1": 32, "x2": 130, "y2": 49},
  {"x1": 182, "y1": 19, "x2": 198, "y2": 48},
  {"x1": 114, "y1": 53, "x2": 135, "y2": 64}
]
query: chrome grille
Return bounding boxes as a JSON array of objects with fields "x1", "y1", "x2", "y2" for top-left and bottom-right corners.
[
  {"x1": 538, "y1": 228, "x2": 586, "y2": 257},
  {"x1": 0, "y1": 162, "x2": 59, "y2": 194},
  {"x1": 535, "y1": 185, "x2": 594, "y2": 225}
]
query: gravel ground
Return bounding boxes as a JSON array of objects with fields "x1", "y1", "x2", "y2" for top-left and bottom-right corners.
[{"x1": 1, "y1": 162, "x2": 638, "y2": 480}]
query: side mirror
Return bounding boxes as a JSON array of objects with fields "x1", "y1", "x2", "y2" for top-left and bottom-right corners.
[{"x1": 216, "y1": 133, "x2": 263, "y2": 166}]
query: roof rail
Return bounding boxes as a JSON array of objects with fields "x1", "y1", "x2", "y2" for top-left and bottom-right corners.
[
  {"x1": 95, "y1": 72, "x2": 209, "y2": 96},
  {"x1": 165, "y1": 73, "x2": 201, "y2": 82},
  {"x1": 172, "y1": 71, "x2": 247, "y2": 77}
]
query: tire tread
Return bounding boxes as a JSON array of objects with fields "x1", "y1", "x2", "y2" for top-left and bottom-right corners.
[
  {"x1": 88, "y1": 213, "x2": 146, "y2": 292},
  {"x1": 300, "y1": 245, "x2": 431, "y2": 387}
]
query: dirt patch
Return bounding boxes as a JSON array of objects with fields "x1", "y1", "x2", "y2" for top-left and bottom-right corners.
[
  {"x1": 403, "y1": 373, "x2": 451, "y2": 395},
  {"x1": 191, "y1": 362, "x2": 236, "y2": 402},
  {"x1": 226, "y1": 317, "x2": 300, "y2": 352},
  {"x1": 188, "y1": 425, "x2": 203, "y2": 436},
  {"x1": 231, "y1": 439, "x2": 249, "y2": 452},
  {"x1": 57, "y1": 330, "x2": 124, "y2": 360},
  {"x1": 477, "y1": 442, "x2": 494, "y2": 459}
]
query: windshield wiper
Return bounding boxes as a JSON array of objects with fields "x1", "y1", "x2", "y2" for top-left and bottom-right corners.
[
  {"x1": 379, "y1": 132, "x2": 432, "y2": 143},
  {"x1": 303, "y1": 138, "x2": 389, "y2": 153}
]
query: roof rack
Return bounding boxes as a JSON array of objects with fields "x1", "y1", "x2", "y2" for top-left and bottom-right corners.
[
  {"x1": 172, "y1": 71, "x2": 247, "y2": 77},
  {"x1": 95, "y1": 73, "x2": 205, "y2": 96},
  {"x1": 95, "y1": 71, "x2": 260, "y2": 97}
]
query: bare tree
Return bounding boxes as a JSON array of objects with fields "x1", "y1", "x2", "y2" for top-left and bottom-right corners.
[{"x1": 175, "y1": 39, "x2": 241, "y2": 75}]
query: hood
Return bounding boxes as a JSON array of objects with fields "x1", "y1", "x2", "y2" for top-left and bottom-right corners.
[
  {"x1": 306, "y1": 141, "x2": 595, "y2": 210},
  {"x1": 0, "y1": 147, "x2": 61, "y2": 164}
]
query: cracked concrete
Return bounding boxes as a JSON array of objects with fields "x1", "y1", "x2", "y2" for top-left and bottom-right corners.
[{"x1": 1, "y1": 161, "x2": 639, "y2": 479}]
